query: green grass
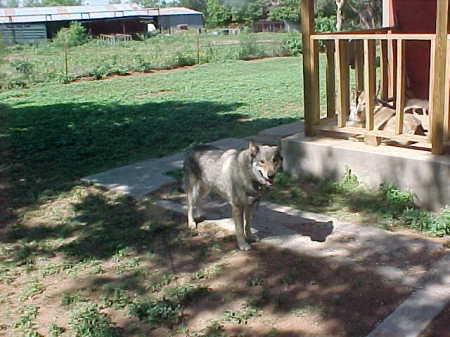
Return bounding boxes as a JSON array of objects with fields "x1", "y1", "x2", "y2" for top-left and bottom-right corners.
[
  {"x1": 0, "y1": 57, "x2": 311, "y2": 214},
  {"x1": 268, "y1": 171, "x2": 450, "y2": 236}
]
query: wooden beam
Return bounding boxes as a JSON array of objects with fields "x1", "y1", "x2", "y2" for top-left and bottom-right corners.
[
  {"x1": 395, "y1": 39, "x2": 406, "y2": 135},
  {"x1": 335, "y1": 39, "x2": 349, "y2": 128},
  {"x1": 430, "y1": 0, "x2": 449, "y2": 154},
  {"x1": 311, "y1": 33, "x2": 435, "y2": 41},
  {"x1": 364, "y1": 39, "x2": 376, "y2": 131},
  {"x1": 380, "y1": 40, "x2": 389, "y2": 101},
  {"x1": 317, "y1": 122, "x2": 430, "y2": 144},
  {"x1": 388, "y1": 39, "x2": 397, "y2": 102},
  {"x1": 300, "y1": 0, "x2": 318, "y2": 136},
  {"x1": 354, "y1": 40, "x2": 364, "y2": 91},
  {"x1": 445, "y1": 39, "x2": 450, "y2": 141},
  {"x1": 325, "y1": 41, "x2": 336, "y2": 119}
]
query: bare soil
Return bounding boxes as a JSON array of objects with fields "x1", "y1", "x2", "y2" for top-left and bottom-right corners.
[{"x1": 0, "y1": 182, "x2": 447, "y2": 337}]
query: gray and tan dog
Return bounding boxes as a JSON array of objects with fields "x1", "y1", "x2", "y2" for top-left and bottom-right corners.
[{"x1": 183, "y1": 141, "x2": 282, "y2": 250}]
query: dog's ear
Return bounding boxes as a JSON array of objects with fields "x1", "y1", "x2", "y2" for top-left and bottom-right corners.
[
  {"x1": 275, "y1": 146, "x2": 283, "y2": 160},
  {"x1": 249, "y1": 140, "x2": 259, "y2": 157}
]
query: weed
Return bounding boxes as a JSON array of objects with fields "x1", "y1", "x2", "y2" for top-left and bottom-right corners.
[
  {"x1": 115, "y1": 256, "x2": 141, "y2": 274},
  {"x1": 280, "y1": 273, "x2": 296, "y2": 286},
  {"x1": 223, "y1": 303, "x2": 261, "y2": 324},
  {"x1": 101, "y1": 287, "x2": 132, "y2": 309},
  {"x1": 164, "y1": 283, "x2": 210, "y2": 305},
  {"x1": 69, "y1": 303, "x2": 118, "y2": 337},
  {"x1": 48, "y1": 323, "x2": 65, "y2": 337},
  {"x1": 20, "y1": 279, "x2": 45, "y2": 300},
  {"x1": 380, "y1": 183, "x2": 414, "y2": 216},
  {"x1": 147, "y1": 273, "x2": 175, "y2": 292},
  {"x1": 128, "y1": 298, "x2": 182, "y2": 328},
  {"x1": 192, "y1": 263, "x2": 226, "y2": 280},
  {"x1": 291, "y1": 299, "x2": 322, "y2": 317},
  {"x1": 61, "y1": 291, "x2": 82, "y2": 306},
  {"x1": 246, "y1": 276, "x2": 265, "y2": 287},
  {"x1": 13, "y1": 305, "x2": 39, "y2": 336},
  {"x1": 184, "y1": 320, "x2": 226, "y2": 337}
]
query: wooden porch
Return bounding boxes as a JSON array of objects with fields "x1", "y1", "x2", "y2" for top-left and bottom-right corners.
[{"x1": 300, "y1": 0, "x2": 450, "y2": 155}]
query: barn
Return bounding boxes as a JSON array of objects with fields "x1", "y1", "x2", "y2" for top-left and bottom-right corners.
[{"x1": 0, "y1": 4, "x2": 203, "y2": 44}]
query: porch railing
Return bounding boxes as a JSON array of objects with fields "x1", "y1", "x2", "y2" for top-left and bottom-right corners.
[{"x1": 300, "y1": 0, "x2": 450, "y2": 154}]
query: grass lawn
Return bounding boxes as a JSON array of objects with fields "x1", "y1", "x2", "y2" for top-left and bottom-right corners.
[{"x1": 0, "y1": 57, "x2": 314, "y2": 212}]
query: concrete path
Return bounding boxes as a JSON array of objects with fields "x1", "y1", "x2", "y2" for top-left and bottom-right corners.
[
  {"x1": 82, "y1": 121, "x2": 450, "y2": 337},
  {"x1": 82, "y1": 121, "x2": 304, "y2": 197}
]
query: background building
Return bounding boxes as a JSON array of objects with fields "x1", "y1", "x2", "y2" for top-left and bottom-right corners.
[{"x1": 0, "y1": 3, "x2": 203, "y2": 44}]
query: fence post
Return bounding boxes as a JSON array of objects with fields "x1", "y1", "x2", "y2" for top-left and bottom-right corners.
[
  {"x1": 64, "y1": 43, "x2": 68, "y2": 77},
  {"x1": 197, "y1": 29, "x2": 200, "y2": 64}
]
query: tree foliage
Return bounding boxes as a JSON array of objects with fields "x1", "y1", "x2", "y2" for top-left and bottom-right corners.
[
  {"x1": 177, "y1": 0, "x2": 207, "y2": 12},
  {"x1": 23, "y1": 0, "x2": 81, "y2": 6},
  {"x1": 53, "y1": 22, "x2": 88, "y2": 47},
  {"x1": 267, "y1": 0, "x2": 299, "y2": 22},
  {"x1": 205, "y1": 0, "x2": 264, "y2": 27}
]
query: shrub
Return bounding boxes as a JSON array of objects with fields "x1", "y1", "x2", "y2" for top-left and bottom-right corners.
[
  {"x1": 238, "y1": 36, "x2": 265, "y2": 60},
  {"x1": 315, "y1": 16, "x2": 337, "y2": 33},
  {"x1": 402, "y1": 207, "x2": 450, "y2": 236},
  {"x1": 53, "y1": 22, "x2": 89, "y2": 47},
  {"x1": 10, "y1": 60, "x2": 34, "y2": 76},
  {"x1": 380, "y1": 183, "x2": 415, "y2": 216},
  {"x1": 133, "y1": 54, "x2": 152, "y2": 72},
  {"x1": 282, "y1": 36, "x2": 302, "y2": 56}
]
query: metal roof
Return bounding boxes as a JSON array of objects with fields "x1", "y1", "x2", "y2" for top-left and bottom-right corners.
[{"x1": 0, "y1": 4, "x2": 202, "y2": 24}]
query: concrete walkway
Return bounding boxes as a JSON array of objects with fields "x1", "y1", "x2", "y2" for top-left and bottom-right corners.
[{"x1": 83, "y1": 121, "x2": 450, "y2": 337}]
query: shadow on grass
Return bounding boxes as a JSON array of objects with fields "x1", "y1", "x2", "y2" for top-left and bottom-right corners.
[
  {"x1": 57, "y1": 215, "x2": 441, "y2": 337},
  {"x1": 1, "y1": 99, "x2": 295, "y2": 217}
]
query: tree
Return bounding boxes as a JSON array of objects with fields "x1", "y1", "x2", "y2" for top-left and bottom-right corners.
[
  {"x1": 176, "y1": 0, "x2": 207, "y2": 12},
  {"x1": 230, "y1": 0, "x2": 265, "y2": 25},
  {"x1": 205, "y1": 0, "x2": 231, "y2": 27},
  {"x1": 6, "y1": 0, "x2": 20, "y2": 7},
  {"x1": 267, "y1": 0, "x2": 299, "y2": 23},
  {"x1": 23, "y1": 0, "x2": 81, "y2": 6},
  {"x1": 346, "y1": 0, "x2": 381, "y2": 29},
  {"x1": 335, "y1": 0, "x2": 344, "y2": 31}
]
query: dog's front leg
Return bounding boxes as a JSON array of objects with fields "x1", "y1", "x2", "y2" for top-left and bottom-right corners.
[{"x1": 232, "y1": 205, "x2": 250, "y2": 251}]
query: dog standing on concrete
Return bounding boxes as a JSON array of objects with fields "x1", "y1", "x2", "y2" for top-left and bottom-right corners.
[{"x1": 183, "y1": 141, "x2": 282, "y2": 250}]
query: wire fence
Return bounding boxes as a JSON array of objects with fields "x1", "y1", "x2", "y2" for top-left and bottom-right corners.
[{"x1": 1, "y1": 32, "x2": 300, "y2": 89}]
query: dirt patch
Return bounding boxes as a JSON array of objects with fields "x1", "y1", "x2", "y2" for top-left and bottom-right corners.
[{"x1": 0, "y1": 181, "x2": 447, "y2": 337}]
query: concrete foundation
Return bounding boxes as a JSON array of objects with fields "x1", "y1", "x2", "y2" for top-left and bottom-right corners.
[{"x1": 282, "y1": 134, "x2": 450, "y2": 211}]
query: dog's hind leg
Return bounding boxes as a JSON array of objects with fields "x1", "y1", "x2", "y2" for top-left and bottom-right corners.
[
  {"x1": 232, "y1": 205, "x2": 250, "y2": 251},
  {"x1": 186, "y1": 181, "x2": 200, "y2": 230},
  {"x1": 243, "y1": 205, "x2": 255, "y2": 242}
]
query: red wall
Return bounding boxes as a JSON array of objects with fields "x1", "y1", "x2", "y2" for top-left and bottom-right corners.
[{"x1": 390, "y1": 0, "x2": 440, "y2": 98}]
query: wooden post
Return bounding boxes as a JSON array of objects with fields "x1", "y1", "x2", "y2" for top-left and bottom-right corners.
[
  {"x1": 444, "y1": 39, "x2": 450, "y2": 141},
  {"x1": 395, "y1": 39, "x2": 406, "y2": 135},
  {"x1": 429, "y1": 0, "x2": 449, "y2": 154},
  {"x1": 354, "y1": 40, "x2": 364, "y2": 91},
  {"x1": 335, "y1": 39, "x2": 349, "y2": 128},
  {"x1": 380, "y1": 40, "x2": 389, "y2": 101},
  {"x1": 364, "y1": 39, "x2": 376, "y2": 131},
  {"x1": 388, "y1": 39, "x2": 397, "y2": 100},
  {"x1": 300, "y1": 0, "x2": 319, "y2": 136},
  {"x1": 325, "y1": 41, "x2": 336, "y2": 119}
]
